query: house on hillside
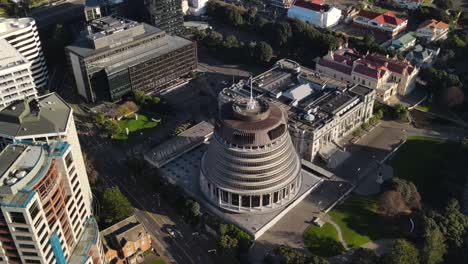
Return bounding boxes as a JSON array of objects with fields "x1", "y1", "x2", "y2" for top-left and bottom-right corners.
[
  {"x1": 352, "y1": 10, "x2": 408, "y2": 37},
  {"x1": 391, "y1": 32, "x2": 417, "y2": 51},
  {"x1": 287, "y1": 0, "x2": 342, "y2": 28},
  {"x1": 416, "y1": 19, "x2": 449, "y2": 41},
  {"x1": 406, "y1": 44, "x2": 440, "y2": 67}
]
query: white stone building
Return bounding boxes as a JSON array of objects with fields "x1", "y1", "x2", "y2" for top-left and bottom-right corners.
[
  {"x1": 222, "y1": 59, "x2": 375, "y2": 162},
  {"x1": 287, "y1": 0, "x2": 342, "y2": 28},
  {"x1": 0, "y1": 39, "x2": 37, "y2": 110},
  {"x1": 0, "y1": 18, "x2": 49, "y2": 89}
]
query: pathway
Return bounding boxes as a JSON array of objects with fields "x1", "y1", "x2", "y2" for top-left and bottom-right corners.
[
  {"x1": 323, "y1": 216, "x2": 349, "y2": 251},
  {"x1": 361, "y1": 239, "x2": 396, "y2": 255}
]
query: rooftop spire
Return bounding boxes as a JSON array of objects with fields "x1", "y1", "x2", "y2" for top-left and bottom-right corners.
[{"x1": 247, "y1": 75, "x2": 256, "y2": 110}]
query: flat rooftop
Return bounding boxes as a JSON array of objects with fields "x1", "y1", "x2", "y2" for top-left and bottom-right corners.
[
  {"x1": 0, "y1": 93, "x2": 72, "y2": 139},
  {"x1": 0, "y1": 144, "x2": 27, "y2": 180},
  {"x1": 145, "y1": 121, "x2": 214, "y2": 168},
  {"x1": 0, "y1": 141, "x2": 70, "y2": 207},
  {"x1": 222, "y1": 59, "x2": 373, "y2": 132},
  {"x1": 67, "y1": 18, "x2": 166, "y2": 58},
  {"x1": 0, "y1": 39, "x2": 28, "y2": 70},
  {"x1": 159, "y1": 144, "x2": 323, "y2": 238},
  {"x1": 0, "y1": 17, "x2": 35, "y2": 38}
]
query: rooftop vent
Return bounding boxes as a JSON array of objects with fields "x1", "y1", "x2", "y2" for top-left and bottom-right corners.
[
  {"x1": 15, "y1": 170, "x2": 26, "y2": 179},
  {"x1": 6, "y1": 177, "x2": 18, "y2": 185}
]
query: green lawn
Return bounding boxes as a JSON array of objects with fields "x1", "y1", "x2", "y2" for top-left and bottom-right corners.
[
  {"x1": 390, "y1": 136, "x2": 468, "y2": 208},
  {"x1": 303, "y1": 223, "x2": 344, "y2": 257},
  {"x1": 328, "y1": 196, "x2": 393, "y2": 248},
  {"x1": 114, "y1": 114, "x2": 158, "y2": 140},
  {"x1": 148, "y1": 258, "x2": 166, "y2": 264}
]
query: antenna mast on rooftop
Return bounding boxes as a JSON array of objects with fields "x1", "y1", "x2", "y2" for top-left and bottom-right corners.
[{"x1": 247, "y1": 75, "x2": 256, "y2": 110}]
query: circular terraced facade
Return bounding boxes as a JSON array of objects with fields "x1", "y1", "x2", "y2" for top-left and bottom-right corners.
[{"x1": 200, "y1": 98, "x2": 302, "y2": 213}]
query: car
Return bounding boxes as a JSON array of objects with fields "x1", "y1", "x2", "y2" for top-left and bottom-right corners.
[{"x1": 164, "y1": 227, "x2": 175, "y2": 236}]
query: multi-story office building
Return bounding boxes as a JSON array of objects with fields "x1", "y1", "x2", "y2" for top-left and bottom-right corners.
[
  {"x1": 0, "y1": 39, "x2": 37, "y2": 110},
  {"x1": 84, "y1": 0, "x2": 129, "y2": 21},
  {"x1": 66, "y1": 16, "x2": 197, "y2": 102},
  {"x1": 221, "y1": 59, "x2": 375, "y2": 162},
  {"x1": 0, "y1": 93, "x2": 93, "y2": 217},
  {"x1": 145, "y1": 0, "x2": 184, "y2": 35},
  {"x1": 0, "y1": 18, "x2": 49, "y2": 89},
  {"x1": 0, "y1": 141, "x2": 104, "y2": 264}
]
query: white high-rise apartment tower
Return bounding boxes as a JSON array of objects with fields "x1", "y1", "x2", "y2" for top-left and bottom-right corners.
[
  {"x1": 0, "y1": 39, "x2": 37, "y2": 110},
  {"x1": 0, "y1": 18, "x2": 49, "y2": 89},
  {"x1": 0, "y1": 93, "x2": 101, "y2": 264}
]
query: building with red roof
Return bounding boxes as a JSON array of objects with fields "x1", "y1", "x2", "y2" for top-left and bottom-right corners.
[
  {"x1": 416, "y1": 19, "x2": 449, "y2": 41},
  {"x1": 287, "y1": 0, "x2": 342, "y2": 28},
  {"x1": 352, "y1": 10, "x2": 408, "y2": 37},
  {"x1": 316, "y1": 47, "x2": 418, "y2": 102}
]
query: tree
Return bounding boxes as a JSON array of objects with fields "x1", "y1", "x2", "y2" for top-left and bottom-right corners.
[
  {"x1": 205, "y1": 31, "x2": 223, "y2": 47},
  {"x1": 385, "y1": 178, "x2": 422, "y2": 210},
  {"x1": 378, "y1": 191, "x2": 409, "y2": 217},
  {"x1": 223, "y1": 34, "x2": 239, "y2": 49},
  {"x1": 393, "y1": 104, "x2": 408, "y2": 120},
  {"x1": 351, "y1": 248, "x2": 381, "y2": 264},
  {"x1": 218, "y1": 234, "x2": 238, "y2": 250},
  {"x1": 271, "y1": 22, "x2": 292, "y2": 47},
  {"x1": 133, "y1": 90, "x2": 147, "y2": 105},
  {"x1": 441, "y1": 86, "x2": 465, "y2": 108},
  {"x1": 227, "y1": 8, "x2": 244, "y2": 27},
  {"x1": 436, "y1": 199, "x2": 468, "y2": 247},
  {"x1": 101, "y1": 187, "x2": 133, "y2": 225},
  {"x1": 434, "y1": 0, "x2": 453, "y2": 10},
  {"x1": 309, "y1": 255, "x2": 329, "y2": 264},
  {"x1": 184, "y1": 199, "x2": 201, "y2": 223},
  {"x1": 255, "y1": 41, "x2": 273, "y2": 64},
  {"x1": 94, "y1": 113, "x2": 106, "y2": 127},
  {"x1": 247, "y1": 7, "x2": 257, "y2": 23},
  {"x1": 83, "y1": 152, "x2": 98, "y2": 186},
  {"x1": 103, "y1": 119, "x2": 121, "y2": 137},
  {"x1": 421, "y1": 217, "x2": 447, "y2": 264},
  {"x1": 385, "y1": 239, "x2": 419, "y2": 264},
  {"x1": 275, "y1": 245, "x2": 307, "y2": 264}
]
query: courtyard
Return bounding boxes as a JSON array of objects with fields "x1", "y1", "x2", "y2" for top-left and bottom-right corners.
[{"x1": 114, "y1": 114, "x2": 159, "y2": 140}]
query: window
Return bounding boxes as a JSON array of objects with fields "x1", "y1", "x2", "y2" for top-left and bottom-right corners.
[
  {"x1": 65, "y1": 152, "x2": 74, "y2": 168},
  {"x1": 29, "y1": 202, "x2": 39, "y2": 220},
  {"x1": 241, "y1": 196, "x2": 250, "y2": 207},
  {"x1": 273, "y1": 192, "x2": 279, "y2": 203},
  {"x1": 9, "y1": 212, "x2": 26, "y2": 224},
  {"x1": 19, "y1": 244, "x2": 35, "y2": 249},
  {"x1": 252, "y1": 195, "x2": 260, "y2": 207},
  {"x1": 262, "y1": 194, "x2": 270, "y2": 206},
  {"x1": 25, "y1": 259, "x2": 40, "y2": 264},
  {"x1": 231, "y1": 194, "x2": 239, "y2": 206},
  {"x1": 16, "y1": 236, "x2": 33, "y2": 241},
  {"x1": 15, "y1": 227, "x2": 29, "y2": 233},
  {"x1": 22, "y1": 251, "x2": 38, "y2": 257}
]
